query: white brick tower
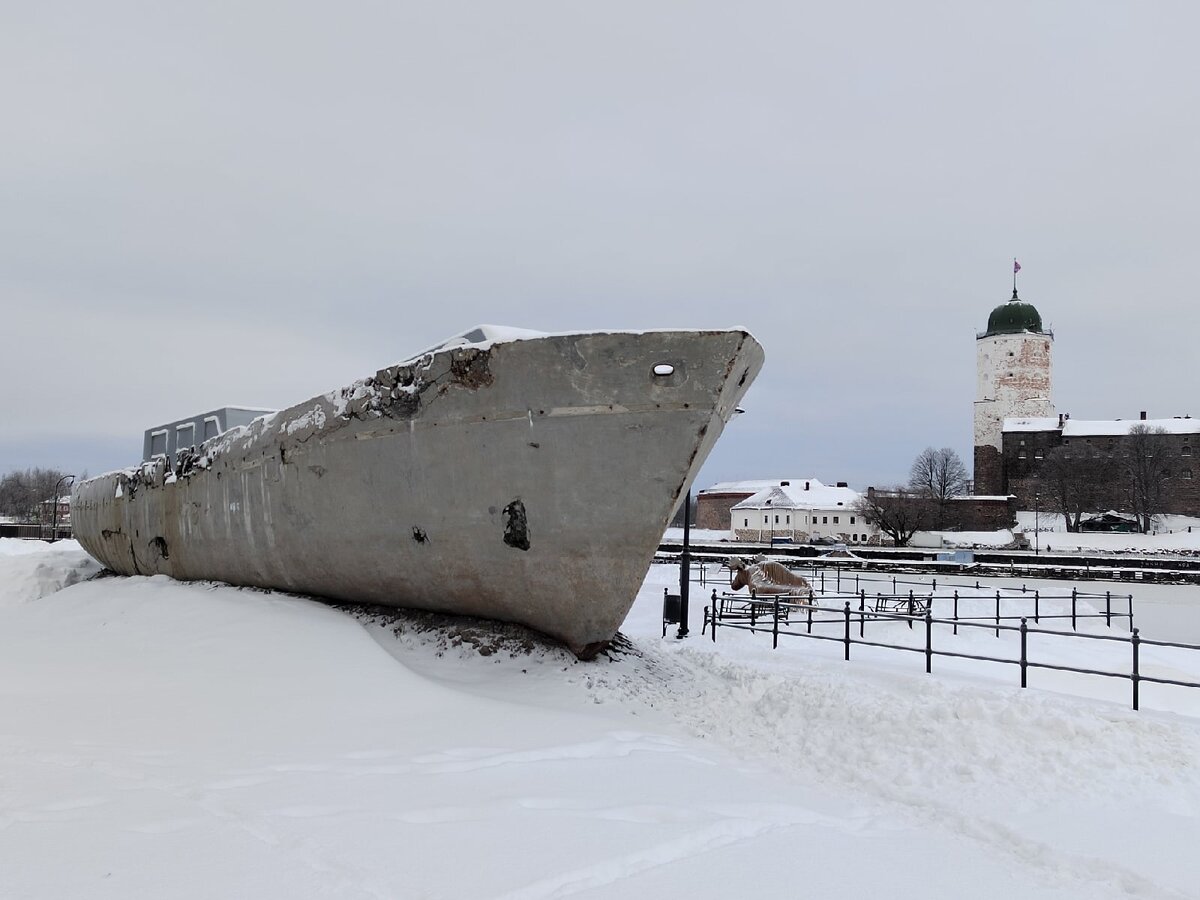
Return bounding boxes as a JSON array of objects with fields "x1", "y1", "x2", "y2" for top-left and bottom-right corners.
[{"x1": 973, "y1": 286, "x2": 1054, "y2": 494}]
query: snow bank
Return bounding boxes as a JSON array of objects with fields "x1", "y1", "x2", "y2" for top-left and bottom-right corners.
[
  {"x1": 2, "y1": 552, "x2": 1199, "y2": 898},
  {"x1": 0, "y1": 539, "x2": 100, "y2": 608}
]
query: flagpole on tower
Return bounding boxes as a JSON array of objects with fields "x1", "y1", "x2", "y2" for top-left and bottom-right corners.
[{"x1": 1012, "y1": 257, "x2": 1021, "y2": 299}]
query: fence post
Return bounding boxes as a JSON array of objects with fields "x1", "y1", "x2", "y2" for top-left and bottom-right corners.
[
  {"x1": 1071, "y1": 588, "x2": 1077, "y2": 631},
  {"x1": 1105, "y1": 591, "x2": 1112, "y2": 628},
  {"x1": 995, "y1": 591, "x2": 1001, "y2": 638},
  {"x1": 953, "y1": 590, "x2": 959, "y2": 636},
  {"x1": 750, "y1": 589, "x2": 758, "y2": 630},
  {"x1": 1034, "y1": 590, "x2": 1040, "y2": 624},
  {"x1": 908, "y1": 589, "x2": 915, "y2": 630},
  {"x1": 821, "y1": 570, "x2": 825, "y2": 593},
  {"x1": 711, "y1": 589, "x2": 718, "y2": 643},
  {"x1": 924, "y1": 610, "x2": 932, "y2": 674},
  {"x1": 836, "y1": 565, "x2": 841, "y2": 592},
  {"x1": 806, "y1": 601, "x2": 813, "y2": 635},
  {"x1": 932, "y1": 578, "x2": 937, "y2": 592},
  {"x1": 843, "y1": 602, "x2": 851, "y2": 661},
  {"x1": 859, "y1": 589, "x2": 866, "y2": 638},
  {"x1": 1131, "y1": 628, "x2": 1141, "y2": 711},
  {"x1": 893, "y1": 576, "x2": 897, "y2": 593},
  {"x1": 1020, "y1": 618, "x2": 1028, "y2": 688},
  {"x1": 772, "y1": 595, "x2": 780, "y2": 650},
  {"x1": 1128, "y1": 594, "x2": 1135, "y2": 633}
]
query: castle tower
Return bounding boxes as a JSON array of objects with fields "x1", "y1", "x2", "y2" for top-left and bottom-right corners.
[{"x1": 973, "y1": 286, "x2": 1054, "y2": 494}]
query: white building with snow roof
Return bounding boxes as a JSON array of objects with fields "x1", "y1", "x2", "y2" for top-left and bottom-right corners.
[{"x1": 727, "y1": 479, "x2": 878, "y2": 544}]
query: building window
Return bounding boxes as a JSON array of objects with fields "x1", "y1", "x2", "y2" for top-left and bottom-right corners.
[
  {"x1": 176, "y1": 423, "x2": 195, "y2": 450},
  {"x1": 203, "y1": 416, "x2": 221, "y2": 440},
  {"x1": 833, "y1": 516, "x2": 839, "y2": 524},
  {"x1": 1019, "y1": 438, "x2": 1026, "y2": 446},
  {"x1": 774, "y1": 515, "x2": 779, "y2": 524},
  {"x1": 822, "y1": 516, "x2": 828, "y2": 524},
  {"x1": 1184, "y1": 446, "x2": 1193, "y2": 457},
  {"x1": 1184, "y1": 469, "x2": 1193, "y2": 480},
  {"x1": 1018, "y1": 450, "x2": 1026, "y2": 460},
  {"x1": 1034, "y1": 450, "x2": 1043, "y2": 460},
  {"x1": 850, "y1": 516, "x2": 856, "y2": 525},
  {"x1": 743, "y1": 519, "x2": 748, "y2": 527},
  {"x1": 786, "y1": 515, "x2": 790, "y2": 524},
  {"x1": 149, "y1": 430, "x2": 168, "y2": 457}
]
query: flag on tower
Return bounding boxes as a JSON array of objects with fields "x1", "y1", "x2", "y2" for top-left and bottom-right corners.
[{"x1": 1013, "y1": 259, "x2": 1022, "y2": 274}]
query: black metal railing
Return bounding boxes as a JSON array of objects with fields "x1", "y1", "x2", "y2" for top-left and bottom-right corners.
[{"x1": 701, "y1": 591, "x2": 1199, "y2": 711}]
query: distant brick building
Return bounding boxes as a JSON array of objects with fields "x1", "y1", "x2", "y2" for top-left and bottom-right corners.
[{"x1": 1002, "y1": 414, "x2": 1200, "y2": 515}]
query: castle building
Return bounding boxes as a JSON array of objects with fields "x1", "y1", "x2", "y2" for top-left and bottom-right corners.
[
  {"x1": 972, "y1": 282, "x2": 1200, "y2": 518},
  {"x1": 973, "y1": 287, "x2": 1054, "y2": 495}
]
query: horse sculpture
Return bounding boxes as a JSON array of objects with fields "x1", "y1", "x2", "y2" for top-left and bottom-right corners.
[{"x1": 726, "y1": 555, "x2": 815, "y2": 604}]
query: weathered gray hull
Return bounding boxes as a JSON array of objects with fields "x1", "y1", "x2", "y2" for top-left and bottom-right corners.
[{"x1": 72, "y1": 329, "x2": 763, "y2": 657}]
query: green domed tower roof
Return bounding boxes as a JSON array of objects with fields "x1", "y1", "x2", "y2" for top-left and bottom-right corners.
[{"x1": 984, "y1": 289, "x2": 1045, "y2": 336}]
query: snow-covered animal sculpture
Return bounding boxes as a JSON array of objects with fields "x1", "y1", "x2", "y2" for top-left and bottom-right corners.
[{"x1": 726, "y1": 556, "x2": 815, "y2": 602}]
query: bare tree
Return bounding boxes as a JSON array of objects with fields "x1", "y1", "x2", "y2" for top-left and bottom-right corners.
[
  {"x1": 855, "y1": 487, "x2": 930, "y2": 546},
  {"x1": 908, "y1": 447, "x2": 969, "y2": 528},
  {"x1": 1122, "y1": 424, "x2": 1170, "y2": 533},
  {"x1": 1038, "y1": 445, "x2": 1109, "y2": 532},
  {"x1": 0, "y1": 468, "x2": 72, "y2": 523}
]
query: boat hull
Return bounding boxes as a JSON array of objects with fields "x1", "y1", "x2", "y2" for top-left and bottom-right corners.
[{"x1": 72, "y1": 329, "x2": 763, "y2": 657}]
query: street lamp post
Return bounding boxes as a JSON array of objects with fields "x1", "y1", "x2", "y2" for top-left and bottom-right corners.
[
  {"x1": 677, "y1": 488, "x2": 691, "y2": 639},
  {"x1": 49, "y1": 474, "x2": 75, "y2": 543},
  {"x1": 1034, "y1": 491, "x2": 1040, "y2": 556}
]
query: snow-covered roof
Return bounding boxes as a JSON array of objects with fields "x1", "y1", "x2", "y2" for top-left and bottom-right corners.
[
  {"x1": 1004, "y1": 416, "x2": 1199, "y2": 436},
  {"x1": 1002, "y1": 417, "x2": 1060, "y2": 433},
  {"x1": 1064, "y1": 418, "x2": 1200, "y2": 437},
  {"x1": 730, "y1": 478, "x2": 861, "y2": 510},
  {"x1": 702, "y1": 478, "x2": 808, "y2": 493}
]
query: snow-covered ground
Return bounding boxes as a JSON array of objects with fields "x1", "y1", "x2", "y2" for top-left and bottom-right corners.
[
  {"x1": 3, "y1": 539, "x2": 1200, "y2": 899},
  {"x1": 672, "y1": 514, "x2": 1200, "y2": 555}
]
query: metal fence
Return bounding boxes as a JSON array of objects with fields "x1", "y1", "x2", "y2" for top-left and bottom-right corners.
[{"x1": 700, "y1": 589, "x2": 1200, "y2": 711}]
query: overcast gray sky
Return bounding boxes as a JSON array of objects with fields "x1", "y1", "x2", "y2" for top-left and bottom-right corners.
[{"x1": 4, "y1": 1, "x2": 1198, "y2": 490}]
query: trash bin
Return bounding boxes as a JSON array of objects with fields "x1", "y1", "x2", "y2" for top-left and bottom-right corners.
[{"x1": 662, "y1": 591, "x2": 682, "y2": 636}]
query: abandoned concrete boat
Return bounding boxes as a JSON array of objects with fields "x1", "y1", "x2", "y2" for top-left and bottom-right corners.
[{"x1": 72, "y1": 326, "x2": 764, "y2": 657}]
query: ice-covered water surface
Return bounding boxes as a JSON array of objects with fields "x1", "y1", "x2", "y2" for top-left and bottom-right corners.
[{"x1": 1, "y1": 539, "x2": 1198, "y2": 899}]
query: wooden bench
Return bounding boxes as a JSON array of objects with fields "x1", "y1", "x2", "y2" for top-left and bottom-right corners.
[{"x1": 873, "y1": 594, "x2": 933, "y2": 617}]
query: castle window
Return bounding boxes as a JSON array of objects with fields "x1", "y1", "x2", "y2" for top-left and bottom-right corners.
[
  {"x1": 823, "y1": 516, "x2": 828, "y2": 524},
  {"x1": 1019, "y1": 438, "x2": 1026, "y2": 446},
  {"x1": 1018, "y1": 450, "x2": 1027, "y2": 460},
  {"x1": 1034, "y1": 450, "x2": 1043, "y2": 460},
  {"x1": 1184, "y1": 469, "x2": 1194, "y2": 480},
  {"x1": 744, "y1": 519, "x2": 748, "y2": 527},
  {"x1": 1008, "y1": 351, "x2": 1014, "y2": 357},
  {"x1": 1184, "y1": 446, "x2": 1193, "y2": 457}
]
